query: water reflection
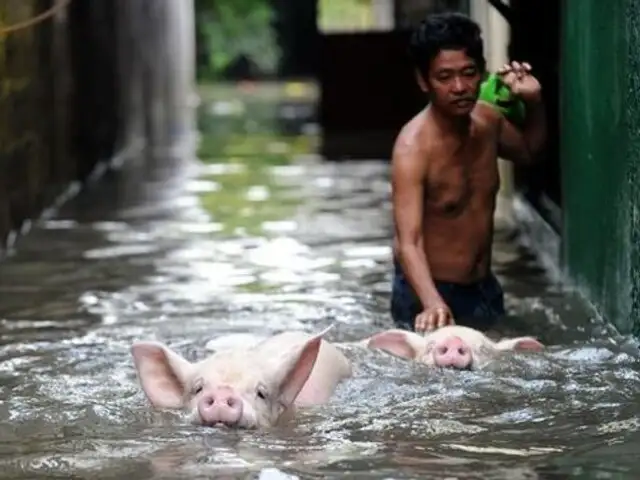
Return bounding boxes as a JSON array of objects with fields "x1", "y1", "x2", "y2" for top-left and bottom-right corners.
[{"x1": 0, "y1": 81, "x2": 638, "y2": 479}]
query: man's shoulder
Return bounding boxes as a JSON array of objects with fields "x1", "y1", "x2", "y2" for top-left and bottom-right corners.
[{"x1": 392, "y1": 109, "x2": 430, "y2": 163}]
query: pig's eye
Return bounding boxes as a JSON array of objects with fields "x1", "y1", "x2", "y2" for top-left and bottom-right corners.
[
  {"x1": 256, "y1": 386, "x2": 268, "y2": 400},
  {"x1": 192, "y1": 381, "x2": 204, "y2": 395}
]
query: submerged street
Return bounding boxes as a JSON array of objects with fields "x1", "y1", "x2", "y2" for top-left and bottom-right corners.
[{"x1": 0, "y1": 83, "x2": 638, "y2": 479}]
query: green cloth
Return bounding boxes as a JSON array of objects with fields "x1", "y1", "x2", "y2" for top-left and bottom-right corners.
[{"x1": 478, "y1": 72, "x2": 526, "y2": 125}]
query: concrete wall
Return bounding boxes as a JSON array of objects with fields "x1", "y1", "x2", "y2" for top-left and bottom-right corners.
[{"x1": 0, "y1": 0, "x2": 197, "y2": 254}]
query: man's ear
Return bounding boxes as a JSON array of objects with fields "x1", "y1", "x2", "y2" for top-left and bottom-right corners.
[{"x1": 415, "y1": 69, "x2": 429, "y2": 93}]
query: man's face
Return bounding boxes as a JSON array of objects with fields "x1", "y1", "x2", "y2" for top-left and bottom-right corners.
[{"x1": 417, "y1": 49, "x2": 482, "y2": 117}]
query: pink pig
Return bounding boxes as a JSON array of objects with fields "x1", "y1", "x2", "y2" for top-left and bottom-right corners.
[
  {"x1": 131, "y1": 326, "x2": 352, "y2": 429},
  {"x1": 363, "y1": 325, "x2": 544, "y2": 370}
]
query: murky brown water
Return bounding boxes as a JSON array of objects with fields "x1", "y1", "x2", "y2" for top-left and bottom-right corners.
[{"x1": 1, "y1": 82, "x2": 640, "y2": 479}]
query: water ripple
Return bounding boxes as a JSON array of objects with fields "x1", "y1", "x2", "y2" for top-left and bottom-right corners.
[{"x1": 0, "y1": 82, "x2": 637, "y2": 479}]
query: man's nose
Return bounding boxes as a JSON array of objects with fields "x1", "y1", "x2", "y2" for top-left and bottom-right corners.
[{"x1": 451, "y1": 77, "x2": 466, "y2": 93}]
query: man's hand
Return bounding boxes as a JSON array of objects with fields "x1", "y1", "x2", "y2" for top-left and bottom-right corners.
[
  {"x1": 415, "y1": 303, "x2": 455, "y2": 333},
  {"x1": 497, "y1": 61, "x2": 541, "y2": 104}
]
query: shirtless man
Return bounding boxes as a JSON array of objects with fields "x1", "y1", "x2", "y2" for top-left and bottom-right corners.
[{"x1": 390, "y1": 12, "x2": 547, "y2": 333}]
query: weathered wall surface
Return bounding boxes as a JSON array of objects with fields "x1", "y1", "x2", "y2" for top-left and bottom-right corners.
[
  {"x1": 0, "y1": 0, "x2": 75, "y2": 247},
  {"x1": 561, "y1": 0, "x2": 640, "y2": 336},
  {"x1": 0, "y1": 0, "x2": 196, "y2": 254}
]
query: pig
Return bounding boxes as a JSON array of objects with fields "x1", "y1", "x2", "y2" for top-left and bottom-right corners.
[
  {"x1": 362, "y1": 325, "x2": 544, "y2": 370},
  {"x1": 131, "y1": 326, "x2": 352, "y2": 429}
]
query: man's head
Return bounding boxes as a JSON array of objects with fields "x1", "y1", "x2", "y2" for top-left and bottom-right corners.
[{"x1": 409, "y1": 12, "x2": 486, "y2": 116}]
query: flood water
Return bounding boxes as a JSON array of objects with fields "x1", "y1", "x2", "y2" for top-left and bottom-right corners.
[{"x1": 1, "y1": 82, "x2": 640, "y2": 479}]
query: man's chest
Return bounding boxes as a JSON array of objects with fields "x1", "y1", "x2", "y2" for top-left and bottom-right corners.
[{"x1": 424, "y1": 141, "x2": 500, "y2": 215}]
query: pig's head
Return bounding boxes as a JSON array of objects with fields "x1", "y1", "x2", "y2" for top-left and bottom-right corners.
[
  {"x1": 131, "y1": 328, "x2": 328, "y2": 429},
  {"x1": 365, "y1": 325, "x2": 544, "y2": 370}
]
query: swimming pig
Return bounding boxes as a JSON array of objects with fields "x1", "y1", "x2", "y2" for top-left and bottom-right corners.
[
  {"x1": 363, "y1": 325, "x2": 544, "y2": 370},
  {"x1": 131, "y1": 326, "x2": 352, "y2": 429}
]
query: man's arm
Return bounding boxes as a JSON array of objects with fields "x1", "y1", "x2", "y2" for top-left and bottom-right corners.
[
  {"x1": 391, "y1": 141, "x2": 445, "y2": 310},
  {"x1": 497, "y1": 98, "x2": 547, "y2": 165}
]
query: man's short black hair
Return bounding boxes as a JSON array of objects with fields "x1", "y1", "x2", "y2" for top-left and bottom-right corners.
[{"x1": 408, "y1": 11, "x2": 486, "y2": 79}]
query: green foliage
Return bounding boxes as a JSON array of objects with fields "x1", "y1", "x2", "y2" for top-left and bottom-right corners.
[{"x1": 195, "y1": 0, "x2": 280, "y2": 80}]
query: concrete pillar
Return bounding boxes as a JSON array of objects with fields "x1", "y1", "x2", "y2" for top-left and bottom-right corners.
[
  {"x1": 114, "y1": 0, "x2": 197, "y2": 159},
  {"x1": 470, "y1": 0, "x2": 514, "y2": 229},
  {"x1": 114, "y1": 0, "x2": 145, "y2": 160},
  {"x1": 163, "y1": 0, "x2": 198, "y2": 153}
]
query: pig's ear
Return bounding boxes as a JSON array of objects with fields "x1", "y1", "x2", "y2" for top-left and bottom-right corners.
[
  {"x1": 365, "y1": 330, "x2": 418, "y2": 359},
  {"x1": 274, "y1": 327, "x2": 330, "y2": 408},
  {"x1": 131, "y1": 341, "x2": 195, "y2": 409},
  {"x1": 495, "y1": 336, "x2": 544, "y2": 352}
]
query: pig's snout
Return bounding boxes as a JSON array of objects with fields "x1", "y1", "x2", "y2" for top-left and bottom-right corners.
[
  {"x1": 197, "y1": 386, "x2": 243, "y2": 426},
  {"x1": 432, "y1": 336, "x2": 472, "y2": 369}
]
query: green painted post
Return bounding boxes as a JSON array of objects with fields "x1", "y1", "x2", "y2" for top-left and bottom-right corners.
[{"x1": 560, "y1": 0, "x2": 640, "y2": 336}]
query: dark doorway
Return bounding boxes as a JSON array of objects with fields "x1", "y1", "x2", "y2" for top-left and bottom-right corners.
[
  {"x1": 318, "y1": 0, "x2": 470, "y2": 160},
  {"x1": 505, "y1": 0, "x2": 561, "y2": 232}
]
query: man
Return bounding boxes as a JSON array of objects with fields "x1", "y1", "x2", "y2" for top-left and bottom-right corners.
[{"x1": 390, "y1": 11, "x2": 547, "y2": 333}]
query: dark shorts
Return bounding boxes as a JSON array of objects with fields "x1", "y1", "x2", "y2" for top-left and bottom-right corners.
[{"x1": 390, "y1": 259, "x2": 506, "y2": 332}]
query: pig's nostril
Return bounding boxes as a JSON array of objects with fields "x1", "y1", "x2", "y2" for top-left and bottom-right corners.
[
  {"x1": 458, "y1": 347, "x2": 466, "y2": 355},
  {"x1": 438, "y1": 346, "x2": 448, "y2": 355},
  {"x1": 226, "y1": 397, "x2": 238, "y2": 408},
  {"x1": 204, "y1": 397, "x2": 214, "y2": 407}
]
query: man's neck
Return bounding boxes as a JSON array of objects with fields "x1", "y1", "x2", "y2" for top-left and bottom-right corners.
[{"x1": 428, "y1": 104, "x2": 472, "y2": 137}]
